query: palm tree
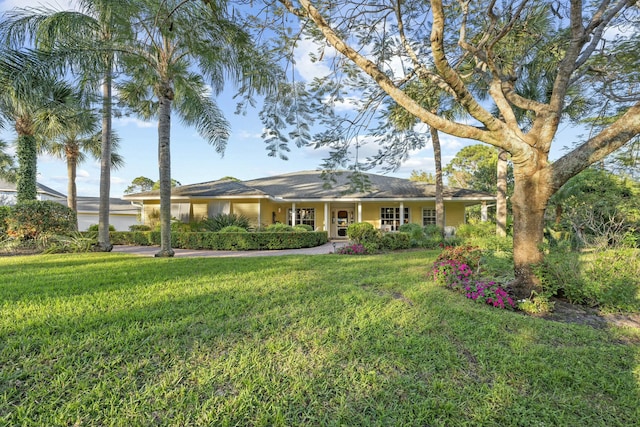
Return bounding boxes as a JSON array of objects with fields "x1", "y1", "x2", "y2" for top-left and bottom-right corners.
[
  {"x1": 1, "y1": 0, "x2": 134, "y2": 250},
  {"x1": 117, "y1": 0, "x2": 278, "y2": 257},
  {"x1": 0, "y1": 52, "x2": 76, "y2": 202},
  {"x1": 38, "y1": 107, "x2": 124, "y2": 214}
]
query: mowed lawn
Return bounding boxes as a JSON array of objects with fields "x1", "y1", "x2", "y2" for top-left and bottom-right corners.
[{"x1": 1, "y1": 251, "x2": 639, "y2": 426}]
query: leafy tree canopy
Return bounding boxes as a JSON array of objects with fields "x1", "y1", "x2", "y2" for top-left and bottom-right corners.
[{"x1": 124, "y1": 176, "x2": 181, "y2": 194}]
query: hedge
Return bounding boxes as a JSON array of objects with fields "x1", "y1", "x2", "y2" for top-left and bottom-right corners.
[{"x1": 107, "y1": 231, "x2": 329, "y2": 251}]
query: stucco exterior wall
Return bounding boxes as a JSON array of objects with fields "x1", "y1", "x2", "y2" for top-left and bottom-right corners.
[
  {"x1": 232, "y1": 202, "x2": 260, "y2": 228},
  {"x1": 141, "y1": 198, "x2": 470, "y2": 236}
]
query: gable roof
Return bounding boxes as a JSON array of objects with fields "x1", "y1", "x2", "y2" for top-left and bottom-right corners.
[
  {"x1": 0, "y1": 178, "x2": 66, "y2": 199},
  {"x1": 76, "y1": 197, "x2": 141, "y2": 215},
  {"x1": 123, "y1": 170, "x2": 495, "y2": 203}
]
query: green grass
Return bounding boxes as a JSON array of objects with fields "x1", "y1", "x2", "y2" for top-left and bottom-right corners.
[{"x1": 1, "y1": 251, "x2": 639, "y2": 426}]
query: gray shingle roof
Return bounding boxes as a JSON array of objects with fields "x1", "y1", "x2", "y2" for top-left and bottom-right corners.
[
  {"x1": 123, "y1": 170, "x2": 495, "y2": 201},
  {"x1": 76, "y1": 197, "x2": 141, "y2": 214},
  {"x1": 0, "y1": 178, "x2": 66, "y2": 199}
]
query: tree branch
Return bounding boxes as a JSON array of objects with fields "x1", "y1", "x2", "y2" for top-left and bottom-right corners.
[
  {"x1": 280, "y1": 0, "x2": 498, "y2": 143},
  {"x1": 552, "y1": 102, "x2": 640, "y2": 189}
]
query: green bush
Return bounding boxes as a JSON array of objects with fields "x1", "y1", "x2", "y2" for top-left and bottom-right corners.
[
  {"x1": 107, "y1": 231, "x2": 328, "y2": 250},
  {"x1": 87, "y1": 224, "x2": 115, "y2": 232},
  {"x1": 397, "y1": 223, "x2": 445, "y2": 248},
  {"x1": 199, "y1": 213, "x2": 250, "y2": 232},
  {"x1": 0, "y1": 206, "x2": 10, "y2": 237},
  {"x1": 219, "y1": 226, "x2": 248, "y2": 233},
  {"x1": 398, "y1": 223, "x2": 422, "y2": 234},
  {"x1": 535, "y1": 248, "x2": 640, "y2": 312},
  {"x1": 293, "y1": 224, "x2": 313, "y2": 232},
  {"x1": 264, "y1": 223, "x2": 294, "y2": 232},
  {"x1": 456, "y1": 222, "x2": 496, "y2": 239},
  {"x1": 347, "y1": 222, "x2": 381, "y2": 244},
  {"x1": 171, "y1": 222, "x2": 193, "y2": 232},
  {"x1": 423, "y1": 224, "x2": 442, "y2": 238},
  {"x1": 380, "y1": 233, "x2": 411, "y2": 250},
  {"x1": 129, "y1": 224, "x2": 152, "y2": 231},
  {"x1": 6, "y1": 201, "x2": 76, "y2": 240}
]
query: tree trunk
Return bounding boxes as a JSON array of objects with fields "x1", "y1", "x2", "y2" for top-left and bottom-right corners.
[
  {"x1": 155, "y1": 81, "x2": 175, "y2": 257},
  {"x1": 496, "y1": 149, "x2": 508, "y2": 237},
  {"x1": 510, "y1": 171, "x2": 551, "y2": 299},
  {"x1": 97, "y1": 70, "x2": 113, "y2": 251},
  {"x1": 66, "y1": 150, "x2": 78, "y2": 230},
  {"x1": 430, "y1": 125, "x2": 445, "y2": 237}
]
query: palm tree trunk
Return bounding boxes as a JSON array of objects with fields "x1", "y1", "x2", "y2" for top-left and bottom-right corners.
[
  {"x1": 496, "y1": 149, "x2": 508, "y2": 237},
  {"x1": 429, "y1": 126, "x2": 445, "y2": 237},
  {"x1": 155, "y1": 81, "x2": 175, "y2": 257},
  {"x1": 15, "y1": 115, "x2": 37, "y2": 203},
  {"x1": 66, "y1": 151, "x2": 79, "y2": 230},
  {"x1": 97, "y1": 69, "x2": 113, "y2": 251}
]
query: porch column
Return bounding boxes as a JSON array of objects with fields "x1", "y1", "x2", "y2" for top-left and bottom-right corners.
[
  {"x1": 257, "y1": 200, "x2": 262, "y2": 229},
  {"x1": 324, "y1": 203, "x2": 329, "y2": 232},
  {"x1": 291, "y1": 202, "x2": 296, "y2": 225},
  {"x1": 357, "y1": 202, "x2": 362, "y2": 223},
  {"x1": 481, "y1": 201, "x2": 488, "y2": 222},
  {"x1": 399, "y1": 202, "x2": 404, "y2": 226}
]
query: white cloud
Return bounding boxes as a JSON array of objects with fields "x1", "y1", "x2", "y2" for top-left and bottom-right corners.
[
  {"x1": 235, "y1": 129, "x2": 261, "y2": 140},
  {"x1": 114, "y1": 116, "x2": 156, "y2": 129},
  {"x1": 76, "y1": 169, "x2": 90, "y2": 178},
  {"x1": 293, "y1": 38, "x2": 335, "y2": 82}
]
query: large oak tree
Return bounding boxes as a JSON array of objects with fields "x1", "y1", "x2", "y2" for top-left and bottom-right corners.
[{"x1": 268, "y1": 0, "x2": 640, "y2": 298}]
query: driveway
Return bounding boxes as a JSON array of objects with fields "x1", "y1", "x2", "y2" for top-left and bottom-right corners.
[{"x1": 112, "y1": 241, "x2": 350, "y2": 258}]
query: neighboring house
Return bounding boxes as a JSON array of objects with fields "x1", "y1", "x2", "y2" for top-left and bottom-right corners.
[
  {"x1": 0, "y1": 178, "x2": 141, "y2": 231},
  {"x1": 76, "y1": 197, "x2": 142, "y2": 232},
  {"x1": 123, "y1": 170, "x2": 495, "y2": 239},
  {"x1": 0, "y1": 178, "x2": 66, "y2": 205}
]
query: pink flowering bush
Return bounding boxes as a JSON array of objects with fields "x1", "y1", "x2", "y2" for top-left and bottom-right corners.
[
  {"x1": 432, "y1": 259, "x2": 473, "y2": 288},
  {"x1": 432, "y1": 255, "x2": 515, "y2": 310},
  {"x1": 337, "y1": 243, "x2": 368, "y2": 255},
  {"x1": 463, "y1": 281, "x2": 515, "y2": 309}
]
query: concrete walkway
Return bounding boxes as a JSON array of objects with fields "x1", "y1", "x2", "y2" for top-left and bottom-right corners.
[{"x1": 112, "y1": 241, "x2": 350, "y2": 258}]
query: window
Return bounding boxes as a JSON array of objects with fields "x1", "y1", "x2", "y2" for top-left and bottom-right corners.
[
  {"x1": 423, "y1": 209, "x2": 437, "y2": 226},
  {"x1": 288, "y1": 208, "x2": 315, "y2": 228},
  {"x1": 380, "y1": 207, "x2": 409, "y2": 231},
  {"x1": 170, "y1": 203, "x2": 190, "y2": 222}
]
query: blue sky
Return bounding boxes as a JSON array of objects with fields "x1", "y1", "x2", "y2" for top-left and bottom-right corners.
[{"x1": 0, "y1": 0, "x2": 579, "y2": 198}]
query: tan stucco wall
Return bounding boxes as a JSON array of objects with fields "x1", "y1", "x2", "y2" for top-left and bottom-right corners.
[
  {"x1": 142, "y1": 202, "x2": 160, "y2": 225},
  {"x1": 232, "y1": 202, "x2": 260, "y2": 227},
  {"x1": 191, "y1": 203, "x2": 208, "y2": 221},
  {"x1": 141, "y1": 199, "x2": 469, "y2": 231},
  {"x1": 359, "y1": 202, "x2": 466, "y2": 228}
]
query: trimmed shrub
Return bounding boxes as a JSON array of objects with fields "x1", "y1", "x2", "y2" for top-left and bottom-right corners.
[
  {"x1": 347, "y1": 222, "x2": 380, "y2": 244},
  {"x1": 293, "y1": 224, "x2": 313, "y2": 232},
  {"x1": 129, "y1": 224, "x2": 151, "y2": 231},
  {"x1": 6, "y1": 201, "x2": 76, "y2": 240},
  {"x1": 87, "y1": 224, "x2": 115, "y2": 232},
  {"x1": 380, "y1": 232, "x2": 411, "y2": 250},
  {"x1": 107, "y1": 230, "x2": 328, "y2": 251},
  {"x1": 219, "y1": 226, "x2": 248, "y2": 233},
  {"x1": 264, "y1": 223, "x2": 294, "y2": 232}
]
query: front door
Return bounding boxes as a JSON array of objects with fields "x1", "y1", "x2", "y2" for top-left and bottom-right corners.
[{"x1": 336, "y1": 210, "x2": 349, "y2": 237}]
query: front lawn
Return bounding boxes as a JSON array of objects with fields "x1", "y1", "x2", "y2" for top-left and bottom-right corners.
[{"x1": 1, "y1": 251, "x2": 639, "y2": 426}]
